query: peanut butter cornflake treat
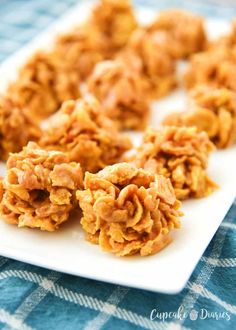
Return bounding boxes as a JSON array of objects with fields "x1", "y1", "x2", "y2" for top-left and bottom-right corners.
[
  {"x1": 147, "y1": 9, "x2": 206, "y2": 58},
  {"x1": 133, "y1": 126, "x2": 217, "y2": 200},
  {"x1": 184, "y1": 47, "x2": 236, "y2": 91},
  {"x1": 124, "y1": 28, "x2": 176, "y2": 99},
  {"x1": 0, "y1": 142, "x2": 83, "y2": 231},
  {"x1": 39, "y1": 97, "x2": 132, "y2": 173},
  {"x1": 54, "y1": 24, "x2": 107, "y2": 81},
  {"x1": 163, "y1": 86, "x2": 236, "y2": 148},
  {"x1": 87, "y1": 60, "x2": 150, "y2": 130},
  {"x1": 0, "y1": 96, "x2": 41, "y2": 160},
  {"x1": 89, "y1": 0, "x2": 137, "y2": 55},
  {"x1": 8, "y1": 51, "x2": 81, "y2": 122},
  {"x1": 77, "y1": 163, "x2": 182, "y2": 257}
]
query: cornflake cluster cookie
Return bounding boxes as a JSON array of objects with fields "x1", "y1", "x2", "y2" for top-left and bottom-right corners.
[
  {"x1": 87, "y1": 60, "x2": 150, "y2": 130},
  {"x1": 39, "y1": 96, "x2": 132, "y2": 172},
  {"x1": 0, "y1": 142, "x2": 83, "y2": 231},
  {"x1": 147, "y1": 9, "x2": 206, "y2": 58},
  {"x1": 54, "y1": 24, "x2": 107, "y2": 81},
  {"x1": 0, "y1": 96, "x2": 41, "y2": 160},
  {"x1": 8, "y1": 52, "x2": 81, "y2": 121},
  {"x1": 184, "y1": 47, "x2": 236, "y2": 91},
  {"x1": 124, "y1": 28, "x2": 176, "y2": 98},
  {"x1": 89, "y1": 0, "x2": 137, "y2": 55},
  {"x1": 133, "y1": 126, "x2": 217, "y2": 200},
  {"x1": 77, "y1": 163, "x2": 182, "y2": 256},
  {"x1": 163, "y1": 86, "x2": 236, "y2": 148}
]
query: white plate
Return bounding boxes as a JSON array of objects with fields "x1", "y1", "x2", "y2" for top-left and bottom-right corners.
[{"x1": 0, "y1": 2, "x2": 235, "y2": 294}]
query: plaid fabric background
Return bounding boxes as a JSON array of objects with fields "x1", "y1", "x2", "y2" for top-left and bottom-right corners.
[{"x1": 0, "y1": 1, "x2": 236, "y2": 329}]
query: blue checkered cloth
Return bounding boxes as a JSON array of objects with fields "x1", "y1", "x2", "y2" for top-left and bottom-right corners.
[{"x1": 0, "y1": 1, "x2": 236, "y2": 329}]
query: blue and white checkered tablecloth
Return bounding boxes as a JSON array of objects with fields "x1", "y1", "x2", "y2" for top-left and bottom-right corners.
[{"x1": 0, "y1": 1, "x2": 236, "y2": 329}]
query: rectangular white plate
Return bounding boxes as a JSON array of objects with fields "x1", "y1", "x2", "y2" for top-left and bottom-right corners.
[{"x1": 0, "y1": 2, "x2": 235, "y2": 294}]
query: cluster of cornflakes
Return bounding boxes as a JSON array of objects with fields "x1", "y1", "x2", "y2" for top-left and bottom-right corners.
[
  {"x1": 123, "y1": 28, "x2": 177, "y2": 99},
  {"x1": 87, "y1": 59, "x2": 150, "y2": 130},
  {"x1": 89, "y1": 0, "x2": 137, "y2": 55},
  {"x1": 39, "y1": 96, "x2": 132, "y2": 172},
  {"x1": 77, "y1": 163, "x2": 182, "y2": 256},
  {"x1": 8, "y1": 51, "x2": 81, "y2": 122},
  {"x1": 132, "y1": 126, "x2": 217, "y2": 200},
  {"x1": 0, "y1": 142, "x2": 83, "y2": 231},
  {"x1": 54, "y1": 25, "x2": 107, "y2": 81},
  {"x1": 147, "y1": 9, "x2": 206, "y2": 58},
  {"x1": 164, "y1": 86, "x2": 236, "y2": 148},
  {"x1": 184, "y1": 46, "x2": 236, "y2": 91},
  {"x1": 0, "y1": 96, "x2": 41, "y2": 160},
  {"x1": 0, "y1": 1, "x2": 231, "y2": 258}
]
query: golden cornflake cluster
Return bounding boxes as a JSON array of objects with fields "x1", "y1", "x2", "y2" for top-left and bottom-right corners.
[
  {"x1": 54, "y1": 24, "x2": 107, "y2": 81},
  {"x1": 87, "y1": 59, "x2": 150, "y2": 130},
  {"x1": 39, "y1": 96, "x2": 132, "y2": 172},
  {"x1": 124, "y1": 28, "x2": 176, "y2": 98},
  {"x1": 184, "y1": 47, "x2": 236, "y2": 91},
  {"x1": 0, "y1": 96, "x2": 41, "y2": 160},
  {"x1": 0, "y1": 142, "x2": 83, "y2": 231},
  {"x1": 133, "y1": 126, "x2": 217, "y2": 200},
  {"x1": 89, "y1": 0, "x2": 137, "y2": 55},
  {"x1": 147, "y1": 9, "x2": 206, "y2": 58},
  {"x1": 8, "y1": 51, "x2": 81, "y2": 121},
  {"x1": 163, "y1": 86, "x2": 236, "y2": 148},
  {"x1": 77, "y1": 163, "x2": 182, "y2": 256}
]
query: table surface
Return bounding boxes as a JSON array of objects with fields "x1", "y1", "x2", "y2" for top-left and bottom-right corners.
[{"x1": 0, "y1": 1, "x2": 236, "y2": 329}]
